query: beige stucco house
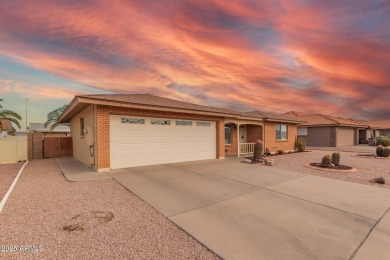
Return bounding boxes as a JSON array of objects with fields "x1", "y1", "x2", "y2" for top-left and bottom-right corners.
[
  {"x1": 283, "y1": 111, "x2": 376, "y2": 146},
  {"x1": 58, "y1": 94, "x2": 302, "y2": 171}
]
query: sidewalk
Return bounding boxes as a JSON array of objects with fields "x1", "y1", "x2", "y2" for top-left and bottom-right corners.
[{"x1": 55, "y1": 156, "x2": 111, "y2": 182}]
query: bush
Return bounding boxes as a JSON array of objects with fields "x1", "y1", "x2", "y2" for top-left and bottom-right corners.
[
  {"x1": 383, "y1": 147, "x2": 390, "y2": 157},
  {"x1": 295, "y1": 137, "x2": 306, "y2": 152},
  {"x1": 332, "y1": 153, "x2": 340, "y2": 166},
  {"x1": 376, "y1": 136, "x2": 390, "y2": 147},
  {"x1": 321, "y1": 155, "x2": 332, "y2": 166},
  {"x1": 376, "y1": 145, "x2": 384, "y2": 157}
]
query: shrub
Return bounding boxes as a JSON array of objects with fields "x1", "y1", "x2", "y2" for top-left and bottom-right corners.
[
  {"x1": 382, "y1": 147, "x2": 390, "y2": 157},
  {"x1": 332, "y1": 153, "x2": 340, "y2": 166},
  {"x1": 376, "y1": 136, "x2": 390, "y2": 147},
  {"x1": 321, "y1": 155, "x2": 332, "y2": 166},
  {"x1": 278, "y1": 150, "x2": 285, "y2": 155},
  {"x1": 295, "y1": 137, "x2": 306, "y2": 152},
  {"x1": 254, "y1": 140, "x2": 264, "y2": 161},
  {"x1": 376, "y1": 145, "x2": 384, "y2": 157}
]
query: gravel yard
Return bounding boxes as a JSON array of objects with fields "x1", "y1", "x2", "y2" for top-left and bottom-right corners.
[
  {"x1": 271, "y1": 150, "x2": 390, "y2": 189},
  {"x1": 0, "y1": 163, "x2": 23, "y2": 202},
  {"x1": 0, "y1": 159, "x2": 219, "y2": 259}
]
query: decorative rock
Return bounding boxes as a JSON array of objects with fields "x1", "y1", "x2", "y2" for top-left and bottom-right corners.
[
  {"x1": 266, "y1": 159, "x2": 275, "y2": 166},
  {"x1": 370, "y1": 177, "x2": 385, "y2": 184}
]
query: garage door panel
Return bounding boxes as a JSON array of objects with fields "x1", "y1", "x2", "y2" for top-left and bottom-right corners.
[
  {"x1": 150, "y1": 154, "x2": 173, "y2": 162},
  {"x1": 120, "y1": 130, "x2": 147, "y2": 137},
  {"x1": 110, "y1": 115, "x2": 216, "y2": 169},
  {"x1": 149, "y1": 129, "x2": 172, "y2": 137},
  {"x1": 121, "y1": 143, "x2": 145, "y2": 151},
  {"x1": 174, "y1": 130, "x2": 193, "y2": 137}
]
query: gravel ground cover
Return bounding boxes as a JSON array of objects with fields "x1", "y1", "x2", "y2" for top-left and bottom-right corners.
[
  {"x1": 0, "y1": 163, "x2": 23, "y2": 202},
  {"x1": 307, "y1": 145, "x2": 376, "y2": 153},
  {"x1": 0, "y1": 159, "x2": 219, "y2": 260},
  {"x1": 270, "y1": 150, "x2": 390, "y2": 189}
]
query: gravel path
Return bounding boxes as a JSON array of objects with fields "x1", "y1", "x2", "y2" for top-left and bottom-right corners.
[
  {"x1": 0, "y1": 159, "x2": 219, "y2": 259},
  {"x1": 271, "y1": 150, "x2": 390, "y2": 189},
  {"x1": 0, "y1": 163, "x2": 23, "y2": 202}
]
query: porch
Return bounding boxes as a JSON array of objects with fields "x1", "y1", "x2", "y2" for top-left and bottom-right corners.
[{"x1": 225, "y1": 122, "x2": 263, "y2": 157}]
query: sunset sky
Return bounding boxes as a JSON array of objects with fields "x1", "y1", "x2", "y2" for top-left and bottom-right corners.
[{"x1": 0, "y1": 0, "x2": 389, "y2": 130}]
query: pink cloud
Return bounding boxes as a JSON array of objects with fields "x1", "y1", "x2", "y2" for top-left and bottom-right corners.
[{"x1": 0, "y1": 0, "x2": 389, "y2": 119}]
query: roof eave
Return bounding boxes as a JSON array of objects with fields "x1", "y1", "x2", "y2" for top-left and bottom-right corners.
[{"x1": 59, "y1": 96, "x2": 240, "y2": 122}]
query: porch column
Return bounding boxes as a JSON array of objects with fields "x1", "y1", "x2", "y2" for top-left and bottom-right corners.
[{"x1": 237, "y1": 124, "x2": 240, "y2": 157}]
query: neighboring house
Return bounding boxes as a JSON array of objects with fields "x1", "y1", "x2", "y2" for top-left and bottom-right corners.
[
  {"x1": 366, "y1": 120, "x2": 390, "y2": 137},
  {"x1": 29, "y1": 123, "x2": 70, "y2": 137},
  {"x1": 0, "y1": 119, "x2": 12, "y2": 134},
  {"x1": 283, "y1": 111, "x2": 370, "y2": 147},
  {"x1": 58, "y1": 94, "x2": 302, "y2": 171}
]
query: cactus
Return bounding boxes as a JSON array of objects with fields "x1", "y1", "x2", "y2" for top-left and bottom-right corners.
[
  {"x1": 321, "y1": 155, "x2": 332, "y2": 167},
  {"x1": 382, "y1": 147, "x2": 390, "y2": 157},
  {"x1": 376, "y1": 145, "x2": 384, "y2": 157},
  {"x1": 295, "y1": 137, "x2": 306, "y2": 152},
  {"x1": 253, "y1": 140, "x2": 264, "y2": 161},
  {"x1": 331, "y1": 152, "x2": 340, "y2": 166}
]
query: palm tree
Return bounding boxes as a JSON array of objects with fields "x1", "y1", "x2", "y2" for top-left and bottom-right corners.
[
  {"x1": 0, "y1": 99, "x2": 22, "y2": 131},
  {"x1": 44, "y1": 105, "x2": 69, "y2": 130}
]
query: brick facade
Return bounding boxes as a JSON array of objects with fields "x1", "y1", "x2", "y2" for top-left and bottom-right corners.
[
  {"x1": 96, "y1": 105, "x2": 225, "y2": 170},
  {"x1": 247, "y1": 125, "x2": 262, "y2": 143},
  {"x1": 264, "y1": 122, "x2": 297, "y2": 153}
]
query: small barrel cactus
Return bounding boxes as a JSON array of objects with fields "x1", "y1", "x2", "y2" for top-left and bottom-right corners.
[
  {"x1": 253, "y1": 140, "x2": 264, "y2": 161},
  {"x1": 321, "y1": 155, "x2": 332, "y2": 167},
  {"x1": 376, "y1": 145, "x2": 384, "y2": 157},
  {"x1": 382, "y1": 147, "x2": 390, "y2": 157},
  {"x1": 332, "y1": 152, "x2": 340, "y2": 166}
]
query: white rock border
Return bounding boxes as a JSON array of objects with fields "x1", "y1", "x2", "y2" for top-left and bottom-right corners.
[
  {"x1": 0, "y1": 161, "x2": 29, "y2": 213},
  {"x1": 304, "y1": 163, "x2": 358, "y2": 173}
]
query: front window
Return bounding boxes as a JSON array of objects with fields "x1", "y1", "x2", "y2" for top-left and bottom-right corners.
[
  {"x1": 276, "y1": 124, "x2": 288, "y2": 140},
  {"x1": 225, "y1": 126, "x2": 232, "y2": 145},
  {"x1": 80, "y1": 118, "x2": 85, "y2": 137}
]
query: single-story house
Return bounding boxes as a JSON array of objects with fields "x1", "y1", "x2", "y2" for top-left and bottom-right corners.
[
  {"x1": 29, "y1": 123, "x2": 71, "y2": 137},
  {"x1": 366, "y1": 120, "x2": 390, "y2": 137},
  {"x1": 282, "y1": 111, "x2": 372, "y2": 147},
  {"x1": 58, "y1": 94, "x2": 302, "y2": 171}
]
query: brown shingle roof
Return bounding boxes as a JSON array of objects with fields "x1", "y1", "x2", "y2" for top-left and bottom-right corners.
[
  {"x1": 242, "y1": 111, "x2": 303, "y2": 123},
  {"x1": 59, "y1": 94, "x2": 303, "y2": 124},
  {"x1": 79, "y1": 94, "x2": 240, "y2": 115},
  {"x1": 283, "y1": 111, "x2": 368, "y2": 127}
]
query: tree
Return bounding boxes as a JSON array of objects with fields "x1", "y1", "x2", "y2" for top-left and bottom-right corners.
[
  {"x1": 44, "y1": 105, "x2": 69, "y2": 130},
  {"x1": 0, "y1": 99, "x2": 22, "y2": 131}
]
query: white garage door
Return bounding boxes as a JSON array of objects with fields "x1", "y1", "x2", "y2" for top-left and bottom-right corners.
[
  {"x1": 110, "y1": 115, "x2": 216, "y2": 169},
  {"x1": 336, "y1": 128, "x2": 355, "y2": 146}
]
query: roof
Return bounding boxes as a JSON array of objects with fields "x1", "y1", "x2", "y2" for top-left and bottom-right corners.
[
  {"x1": 282, "y1": 111, "x2": 368, "y2": 128},
  {"x1": 29, "y1": 123, "x2": 70, "y2": 132},
  {"x1": 58, "y1": 94, "x2": 302, "y2": 124},
  {"x1": 366, "y1": 120, "x2": 390, "y2": 129},
  {"x1": 241, "y1": 111, "x2": 305, "y2": 123}
]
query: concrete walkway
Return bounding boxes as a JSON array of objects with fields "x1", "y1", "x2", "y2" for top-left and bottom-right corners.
[
  {"x1": 109, "y1": 158, "x2": 390, "y2": 259},
  {"x1": 55, "y1": 157, "x2": 111, "y2": 182}
]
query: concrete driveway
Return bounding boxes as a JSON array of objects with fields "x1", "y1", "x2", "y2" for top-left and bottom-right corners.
[{"x1": 109, "y1": 158, "x2": 390, "y2": 259}]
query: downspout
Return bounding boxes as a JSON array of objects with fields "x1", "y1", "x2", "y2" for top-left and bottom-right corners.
[{"x1": 92, "y1": 104, "x2": 97, "y2": 171}]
